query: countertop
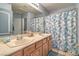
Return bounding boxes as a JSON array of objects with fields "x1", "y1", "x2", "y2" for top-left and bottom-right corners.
[{"x1": 0, "y1": 33, "x2": 51, "y2": 56}]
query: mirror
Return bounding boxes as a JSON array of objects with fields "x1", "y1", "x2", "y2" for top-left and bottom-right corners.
[
  {"x1": 12, "y1": 13, "x2": 24, "y2": 35},
  {"x1": 0, "y1": 11, "x2": 11, "y2": 35}
]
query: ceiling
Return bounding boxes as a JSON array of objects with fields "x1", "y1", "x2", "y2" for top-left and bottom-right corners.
[
  {"x1": 12, "y1": 3, "x2": 76, "y2": 15},
  {"x1": 12, "y1": 3, "x2": 41, "y2": 15},
  {"x1": 41, "y1": 3, "x2": 76, "y2": 13}
]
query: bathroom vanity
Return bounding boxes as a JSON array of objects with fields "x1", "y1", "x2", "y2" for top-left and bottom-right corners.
[{"x1": 0, "y1": 33, "x2": 51, "y2": 56}]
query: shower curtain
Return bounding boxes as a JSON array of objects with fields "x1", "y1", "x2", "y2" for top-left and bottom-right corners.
[
  {"x1": 31, "y1": 17, "x2": 44, "y2": 32},
  {"x1": 45, "y1": 8, "x2": 77, "y2": 55},
  {"x1": 31, "y1": 8, "x2": 78, "y2": 55}
]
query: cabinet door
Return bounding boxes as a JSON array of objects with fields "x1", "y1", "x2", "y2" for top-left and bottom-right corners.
[
  {"x1": 36, "y1": 40, "x2": 42, "y2": 48},
  {"x1": 24, "y1": 44, "x2": 35, "y2": 56},
  {"x1": 11, "y1": 50, "x2": 23, "y2": 56},
  {"x1": 31, "y1": 46, "x2": 42, "y2": 56},
  {"x1": 43, "y1": 42, "x2": 48, "y2": 56}
]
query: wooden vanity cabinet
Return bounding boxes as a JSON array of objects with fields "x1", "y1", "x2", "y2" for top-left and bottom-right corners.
[
  {"x1": 42, "y1": 36, "x2": 52, "y2": 56},
  {"x1": 11, "y1": 49, "x2": 23, "y2": 56},
  {"x1": 43, "y1": 38, "x2": 49, "y2": 56},
  {"x1": 31, "y1": 40, "x2": 43, "y2": 56},
  {"x1": 24, "y1": 44, "x2": 35, "y2": 56},
  {"x1": 11, "y1": 36, "x2": 51, "y2": 56},
  {"x1": 47, "y1": 36, "x2": 52, "y2": 51},
  {"x1": 31, "y1": 46, "x2": 42, "y2": 56},
  {"x1": 36, "y1": 40, "x2": 43, "y2": 48}
]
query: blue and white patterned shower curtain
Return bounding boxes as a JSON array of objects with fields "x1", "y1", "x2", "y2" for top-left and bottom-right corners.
[
  {"x1": 66, "y1": 9, "x2": 77, "y2": 54},
  {"x1": 31, "y1": 17, "x2": 44, "y2": 32},
  {"x1": 45, "y1": 9, "x2": 77, "y2": 54},
  {"x1": 31, "y1": 8, "x2": 77, "y2": 55}
]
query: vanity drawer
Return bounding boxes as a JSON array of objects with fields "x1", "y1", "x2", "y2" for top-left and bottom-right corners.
[
  {"x1": 36, "y1": 40, "x2": 43, "y2": 48},
  {"x1": 24, "y1": 44, "x2": 35, "y2": 56},
  {"x1": 43, "y1": 39, "x2": 47, "y2": 44}
]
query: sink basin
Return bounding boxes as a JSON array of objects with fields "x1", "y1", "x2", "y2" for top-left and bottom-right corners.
[{"x1": 6, "y1": 37, "x2": 34, "y2": 48}]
